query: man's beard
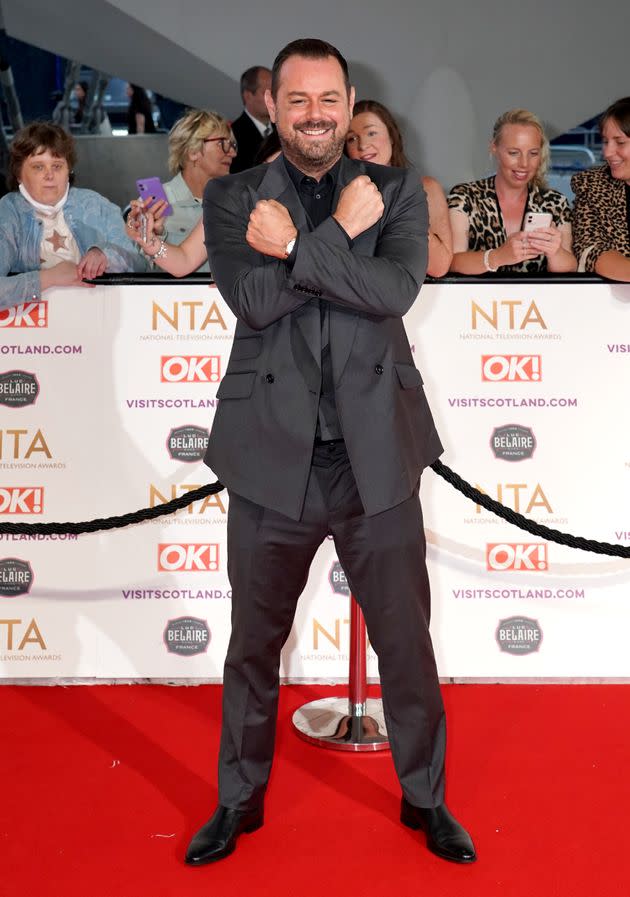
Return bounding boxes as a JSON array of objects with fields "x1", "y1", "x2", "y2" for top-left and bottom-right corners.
[{"x1": 278, "y1": 118, "x2": 346, "y2": 172}]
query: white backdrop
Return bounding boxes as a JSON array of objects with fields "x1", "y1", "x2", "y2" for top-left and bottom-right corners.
[{"x1": 1, "y1": 279, "x2": 629, "y2": 680}]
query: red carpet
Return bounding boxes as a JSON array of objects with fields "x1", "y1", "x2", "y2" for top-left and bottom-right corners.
[{"x1": 1, "y1": 683, "x2": 627, "y2": 897}]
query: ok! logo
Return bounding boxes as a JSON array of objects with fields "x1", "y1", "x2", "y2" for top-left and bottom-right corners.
[
  {"x1": 486, "y1": 543, "x2": 548, "y2": 572},
  {"x1": 160, "y1": 355, "x2": 221, "y2": 383},
  {"x1": 0, "y1": 487, "x2": 44, "y2": 515},
  {"x1": 481, "y1": 355, "x2": 542, "y2": 382},
  {"x1": 158, "y1": 543, "x2": 220, "y2": 572},
  {"x1": 0, "y1": 302, "x2": 48, "y2": 328}
]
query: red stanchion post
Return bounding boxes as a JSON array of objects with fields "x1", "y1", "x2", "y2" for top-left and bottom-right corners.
[{"x1": 292, "y1": 593, "x2": 389, "y2": 751}]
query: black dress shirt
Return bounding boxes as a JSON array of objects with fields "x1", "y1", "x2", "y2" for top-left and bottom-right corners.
[{"x1": 284, "y1": 156, "x2": 352, "y2": 442}]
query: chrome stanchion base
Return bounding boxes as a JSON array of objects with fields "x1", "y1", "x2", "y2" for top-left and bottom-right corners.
[{"x1": 292, "y1": 697, "x2": 389, "y2": 752}]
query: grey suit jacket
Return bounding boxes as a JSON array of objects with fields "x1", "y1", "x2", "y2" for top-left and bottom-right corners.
[{"x1": 202, "y1": 154, "x2": 443, "y2": 520}]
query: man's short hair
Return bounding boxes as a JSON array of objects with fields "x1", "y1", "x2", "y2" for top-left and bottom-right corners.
[
  {"x1": 271, "y1": 38, "x2": 350, "y2": 99},
  {"x1": 240, "y1": 66, "x2": 269, "y2": 102}
]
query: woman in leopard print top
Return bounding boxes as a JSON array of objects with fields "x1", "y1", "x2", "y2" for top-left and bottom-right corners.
[
  {"x1": 447, "y1": 109, "x2": 576, "y2": 275},
  {"x1": 571, "y1": 96, "x2": 630, "y2": 282}
]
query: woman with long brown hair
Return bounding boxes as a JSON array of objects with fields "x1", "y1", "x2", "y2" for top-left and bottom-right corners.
[{"x1": 345, "y1": 99, "x2": 452, "y2": 277}]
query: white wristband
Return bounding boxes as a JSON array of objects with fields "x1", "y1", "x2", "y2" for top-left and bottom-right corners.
[{"x1": 483, "y1": 249, "x2": 498, "y2": 272}]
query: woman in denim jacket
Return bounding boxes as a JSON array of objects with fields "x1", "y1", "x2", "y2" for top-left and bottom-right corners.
[{"x1": 0, "y1": 121, "x2": 145, "y2": 312}]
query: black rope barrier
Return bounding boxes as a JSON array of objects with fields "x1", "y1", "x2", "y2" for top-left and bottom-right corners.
[
  {"x1": 0, "y1": 462, "x2": 628, "y2": 559},
  {"x1": 431, "y1": 460, "x2": 630, "y2": 558},
  {"x1": 0, "y1": 482, "x2": 225, "y2": 536}
]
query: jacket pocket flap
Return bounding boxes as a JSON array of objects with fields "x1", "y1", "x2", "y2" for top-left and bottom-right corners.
[
  {"x1": 230, "y1": 336, "x2": 263, "y2": 361},
  {"x1": 394, "y1": 363, "x2": 423, "y2": 389},
  {"x1": 216, "y1": 371, "x2": 256, "y2": 399}
]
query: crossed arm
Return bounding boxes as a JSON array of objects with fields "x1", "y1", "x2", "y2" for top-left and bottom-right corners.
[{"x1": 203, "y1": 170, "x2": 428, "y2": 331}]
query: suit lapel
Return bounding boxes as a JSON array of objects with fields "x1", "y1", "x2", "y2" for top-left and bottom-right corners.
[
  {"x1": 252, "y1": 156, "x2": 371, "y2": 391},
  {"x1": 254, "y1": 157, "x2": 321, "y2": 392},
  {"x1": 329, "y1": 156, "x2": 363, "y2": 386}
]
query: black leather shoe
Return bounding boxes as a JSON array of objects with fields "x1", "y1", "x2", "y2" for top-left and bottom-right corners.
[
  {"x1": 401, "y1": 797, "x2": 476, "y2": 864},
  {"x1": 185, "y1": 804, "x2": 264, "y2": 865}
]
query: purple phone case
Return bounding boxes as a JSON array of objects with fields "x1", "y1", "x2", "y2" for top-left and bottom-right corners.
[{"x1": 136, "y1": 177, "x2": 173, "y2": 216}]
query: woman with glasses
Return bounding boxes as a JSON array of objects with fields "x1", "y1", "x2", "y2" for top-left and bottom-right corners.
[{"x1": 127, "y1": 108, "x2": 236, "y2": 273}]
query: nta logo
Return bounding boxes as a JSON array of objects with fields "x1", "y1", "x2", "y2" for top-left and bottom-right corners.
[
  {"x1": 149, "y1": 484, "x2": 226, "y2": 516},
  {"x1": 0, "y1": 487, "x2": 44, "y2": 515},
  {"x1": 0, "y1": 429, "x2": 52, "y2": 460},
  {"x1": 158, "y1": 543, "x2": 219, "y2": 572},
  {"x1": 0, "y1": 371, "x2": 39, "y2": 408},
  {"x1": 160, "y1": 355, "x2": 221, "y2": 383},
  {"x1": 475, "y1": 483, "x2": 552, "y2": 515},
  {"x1": 486, "y1": 543, "x2": 548, "y2": 572},
  {"x1": 496, "y1": 616, "x2": 542, "y2": 655},
  {"x1": 482, "y1": 355, "x2": 541, "y2": 382},
  {"x1": 0, "y1": 617, "x2": 46, "y2": 650},
  {"x1": 163, "y1": 617, "x2": 210, "y2": 656},
  {"x1": 471, "y1": 300, "x2": 547, "y2": 331},
  {"x1": 0, "y1": 558, "x2": 34, "y2": 596},
  {"x1": 0, "y1": 302, "x2": 48, "y2": 328},
  {"x1": 152, "y1": 300, "x2": 227, "y2": 331}
]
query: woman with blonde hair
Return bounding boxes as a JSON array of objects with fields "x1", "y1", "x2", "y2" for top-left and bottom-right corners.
[
  {"x1": 127, "y1": 108, "x2": 236, "y2": 272},
  {"x1": 448, "y1": 108, "x2": 576, "y2": 274}
]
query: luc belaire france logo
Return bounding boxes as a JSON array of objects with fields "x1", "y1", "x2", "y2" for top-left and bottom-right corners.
[
  {"x1": 0, "y1": 558, "x2": 34, "y2": 596},
  {"x1": 496, "y1": 617, "x2": 542, "y2": 655},
  {"x1": 167, "y1": 425, "x2": 209, "y2": 462},
  {"x1": 163, "y1": 617, "x2": 210, "y2": 656},
  {"x1": 0, "y1": 371, "x2": 39, "y2": 408},
  {"x1": 328, "y1": 560, "x2": 350, "y2": 596},
  {"x1": 491, "y1": 425, "x2": 536, "y2": 461}
]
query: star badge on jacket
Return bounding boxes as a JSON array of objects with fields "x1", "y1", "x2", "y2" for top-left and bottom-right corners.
[{"x1": 45, "y1": 229, "x2": 68, "y2": 252}]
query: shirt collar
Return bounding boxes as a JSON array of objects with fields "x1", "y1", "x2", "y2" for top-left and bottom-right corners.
[
  {"x1": 167, "y1": 172, "x2": 199, "y2": 203},
  {"x1": 283, "y1": 155, "x2": 342, "y2": 192},
  {"x1": 244, "y1": 109, "x2": 270, "y2": 137}
]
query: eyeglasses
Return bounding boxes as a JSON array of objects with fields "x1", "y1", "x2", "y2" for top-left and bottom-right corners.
[{"x1": 203, "y1": 137, "x2": 238, "y2": 154}]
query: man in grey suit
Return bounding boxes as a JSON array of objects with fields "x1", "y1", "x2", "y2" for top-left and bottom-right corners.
[{"x1": 185, "y1": 38, "x2": 476, "y2": 867}]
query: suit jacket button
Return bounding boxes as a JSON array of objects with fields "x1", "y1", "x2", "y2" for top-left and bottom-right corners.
[
  {"x1": 265, "y1": 373, "x2": 275, "y2": 384},
  {"x1": 374, "y1": 364, "x2": 384, "y2": 375}
]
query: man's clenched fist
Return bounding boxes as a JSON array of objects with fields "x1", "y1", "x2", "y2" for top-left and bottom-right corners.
[
  {"x1": 246, "y1": 199, "x2": 298, "y2": 258},
  {"x1": 333, "y1": 175, "x2": 384, "y2": 240}
]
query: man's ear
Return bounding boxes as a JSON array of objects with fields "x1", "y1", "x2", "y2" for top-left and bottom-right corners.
[
  {"x1": 348, "y1": 85, "x2": 356, "y2": 117},
  {"x1": 265, "y1": 89, "x2": 276, "y2": 124}
]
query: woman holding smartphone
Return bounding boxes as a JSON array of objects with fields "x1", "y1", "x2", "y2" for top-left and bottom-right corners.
[
  {"x1": 448, "y1": 108, "x2": 576, "y2": 274},
  {"x1": 126, "y1": 110, "x2": 237, "y2": 273}
]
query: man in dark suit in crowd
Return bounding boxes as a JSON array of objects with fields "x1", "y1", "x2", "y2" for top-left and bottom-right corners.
[
  {"x1": 230, "y1": 65, "x2": 273, "y2": 173},
  {"x1": 186, "y1": 38, "x2": 476, "y2": 867}
]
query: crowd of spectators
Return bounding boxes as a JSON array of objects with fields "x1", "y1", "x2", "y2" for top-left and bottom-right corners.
[{"x1": 1, "y1": 81, "x2": 629, "y2": 312}]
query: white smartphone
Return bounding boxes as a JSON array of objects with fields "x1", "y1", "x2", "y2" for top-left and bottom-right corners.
[{"x1": 524, "y1": 212, "x2": 552, "y2": 232}]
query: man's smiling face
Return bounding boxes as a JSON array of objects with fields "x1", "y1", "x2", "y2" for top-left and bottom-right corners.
[{"x1": 266, "y1": 54, "x2": 355, "y2": 176}]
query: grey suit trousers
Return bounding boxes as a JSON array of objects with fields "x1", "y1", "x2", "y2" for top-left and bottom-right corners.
[{"x1": 218, "y1": 441, "x2": 446, "y2": 810}]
